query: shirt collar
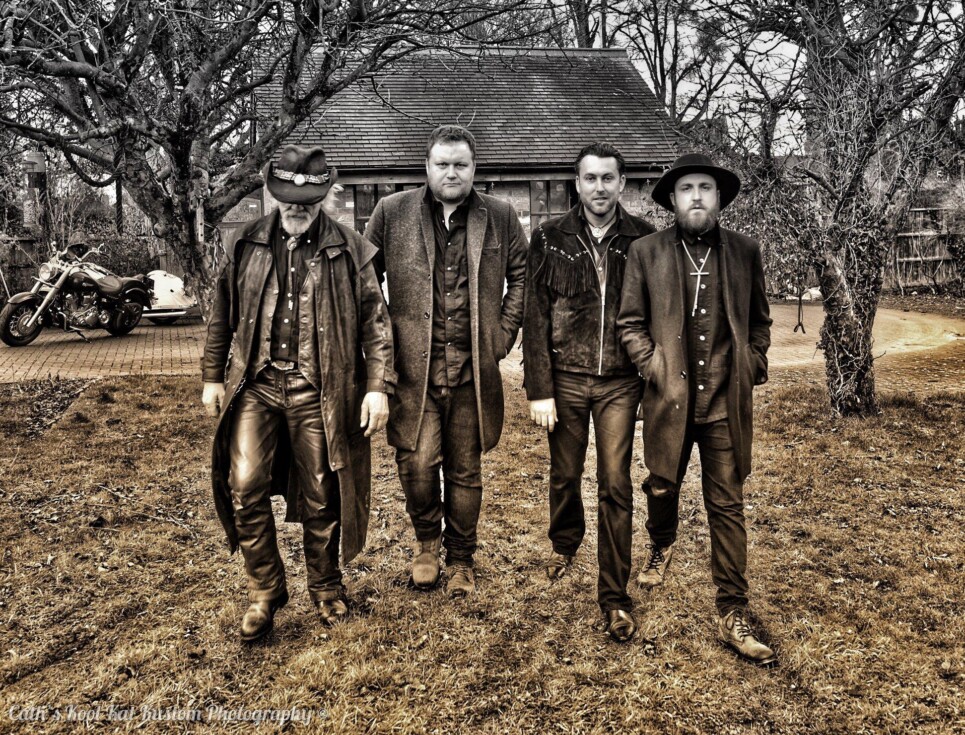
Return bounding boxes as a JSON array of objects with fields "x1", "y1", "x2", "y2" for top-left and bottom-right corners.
[
  {"x1": 677, "y1": 223, "x2": 721, "y2": 248},
  {"x1": 579, "y1": 204, "x2": 622, "y2": 233},
  {"x1": 426, "y1": 186, "x2": 473, "y2": 219}
]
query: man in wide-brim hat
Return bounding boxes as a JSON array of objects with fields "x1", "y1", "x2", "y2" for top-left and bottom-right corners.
[
  {"x1": 617, "y1": 153, "x2": 776, "y2": 665},
  {"x1": 201, "y1": 144, "x2": 396, "y2": 642}
]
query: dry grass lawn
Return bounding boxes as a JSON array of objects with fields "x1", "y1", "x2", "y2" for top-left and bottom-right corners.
[{"x1": 0, "y1": 359, "x2": 961, "y2": 734}]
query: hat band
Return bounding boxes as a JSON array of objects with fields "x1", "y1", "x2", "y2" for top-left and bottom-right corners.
[{"x1": 273, "y1": 168, "x2": 330, "y2": 186}]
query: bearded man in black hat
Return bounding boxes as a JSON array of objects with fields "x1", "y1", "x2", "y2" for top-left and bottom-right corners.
[
  {"x1": 617, "y1": 154, "x2": 775, "y2": 665},
  {"x1": 201, "y1": 145, "x2": 396, "y2": 642}
]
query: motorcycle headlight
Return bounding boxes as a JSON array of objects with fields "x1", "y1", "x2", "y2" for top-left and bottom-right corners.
[{"x1": 39, "y1": 263, "x2": 54, "y2": 281}]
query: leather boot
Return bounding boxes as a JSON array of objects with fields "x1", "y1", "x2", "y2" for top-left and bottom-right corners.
[
  {"x1": 446, "y1": 562, "x2": 475, "y2": 598},
  {"x1": 718, "y1": 608, "x2": 777, "y2": 666},
  {"x1": 240, "y1": 589, "x2": 289, "y2": 643},
  {"x1": 411, "y1": 535, "x2": 442, "y2": 589},
  {"x1": 637, "y1": 543, "x2": 674, "y2": 588},
  {"x1": 545, "y1": 551, "x2": 575, "y2": 580}
]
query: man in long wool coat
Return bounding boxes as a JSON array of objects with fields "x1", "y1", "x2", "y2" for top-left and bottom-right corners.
[
  {"x1": 202, "y1": 145, "x2": 396, "y2": 642},
  {"x1": 617, "y1": 153, "x2": 776, "y2": 665},
  {"x1": 365, "y1": 125, "x2": 527, "y2": 598}
]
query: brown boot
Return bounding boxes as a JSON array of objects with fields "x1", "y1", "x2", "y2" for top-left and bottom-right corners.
[
  {"x1": 240, "y1": 589, "x2": 289, "y2": 643},
  {"x1": 637, "y1": 543, "x2": 674, "y2": 588},
  {"x1": 411, "y1": 536, "x2": 442, "y2": 589},
  {"x1": 718, "y1": 608, "x2": 777, "y2": 666},
  {"x1": 446, "y1": 563, "x2": 476, "y2": 598},
  {"x1": 605, "y1": 609, "x2": 637, "y2": 643},
  {"x1": 545, "y1": 551, "x2": 575, "y2": 580},
  {"x1": 317, "y1": 597, "x2": 350, "y2": 627}
]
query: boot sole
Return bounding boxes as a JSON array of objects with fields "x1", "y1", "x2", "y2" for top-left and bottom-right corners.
[{"x1": 720, "y1": 639, "x2": 778, "y2": 667}]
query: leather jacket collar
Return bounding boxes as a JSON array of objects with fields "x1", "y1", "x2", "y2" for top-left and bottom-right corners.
[
  {"x1": 238, "y1": 208, "x2": 346, "y2": 253},
  {"x1": 552, "y1": 202, "x2": 649, "y2": 239}
]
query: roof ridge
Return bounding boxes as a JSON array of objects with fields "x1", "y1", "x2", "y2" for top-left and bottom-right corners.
[{"x1": 410, "y1": 46, "x2": 629, "y2": 58}]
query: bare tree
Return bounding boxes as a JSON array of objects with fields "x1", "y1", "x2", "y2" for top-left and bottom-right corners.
[
  {"x1": 708, "y1": 0, "x2": 965, "y2": 416},
  {"x1": 0, "y1": 0, "x2": 548, "y2": 314}
]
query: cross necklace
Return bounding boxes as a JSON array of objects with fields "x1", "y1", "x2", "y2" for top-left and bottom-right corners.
[{"x1": 681, "y1": 241, "x2": 711, "y2": 317}]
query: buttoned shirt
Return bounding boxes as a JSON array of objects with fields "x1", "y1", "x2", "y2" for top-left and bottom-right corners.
[
  {"x1": 428, "y1": 190, "x2": 473, "y2": 387},
  {"x1": 580, "y1": 206, "x2": 621, "y2": 294},
  {"x1": 269, "y1": 226, "x2": 315, "y2": 363},
  {"x1": 680, "y1": 225, "x2": 731, "y2": 423}
]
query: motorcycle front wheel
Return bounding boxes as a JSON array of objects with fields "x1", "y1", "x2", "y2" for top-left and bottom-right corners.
[
  {"x1": 106, "y1": 302, "x2": 144, "y2": 336},
  {"x1": 0, "y1": 301, "x2": 43, "y2": 346}
]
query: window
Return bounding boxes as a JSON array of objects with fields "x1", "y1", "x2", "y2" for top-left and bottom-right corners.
[
  {"x1": 351, "y1": 183, "x2": 419, "y2": 233},
  {"x1": 530, "y1": 180, "x2": 572, "y2": 230}
]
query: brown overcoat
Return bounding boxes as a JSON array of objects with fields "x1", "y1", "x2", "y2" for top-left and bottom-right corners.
[
  {"x1": 365, "y1": 186, "x2": 527, "y2": 452},
  {"x1": 203, "y1": 210, "x2": 396, "y2": 562},
  {"x1": 617, "y1": 226, "x2": 771, "y2": 481}
]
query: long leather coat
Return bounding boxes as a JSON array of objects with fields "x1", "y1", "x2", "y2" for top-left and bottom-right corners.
[
  {"x1": 202, "y1": 210, "x2": 396, "y2": 561},
  {"x1": 617, "y1": 226, "x2": 771, "y2": 482},
  {"x1": 365, "y1": 187, "x2": 527, "y2": 453}
]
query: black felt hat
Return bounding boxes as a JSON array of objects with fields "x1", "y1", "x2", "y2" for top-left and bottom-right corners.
[
  {"x1": 651, "y1": 153, "x2": 741, "y2": 211},
  {"x1": 264, "y1": 145, "x2": 338, "y2": 205}
]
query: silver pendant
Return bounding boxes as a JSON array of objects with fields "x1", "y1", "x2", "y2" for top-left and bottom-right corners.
[{"x1": 287, "y1": 237, "x2": 297, "y2": 252}]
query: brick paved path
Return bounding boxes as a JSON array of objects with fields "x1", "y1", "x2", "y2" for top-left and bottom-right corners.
[
  {"x1": 0, "y1": 304, "x2": 962, "y2": 387},
  {"x1": 0, "y1": 318, "x2": 206, "y2": 383}
]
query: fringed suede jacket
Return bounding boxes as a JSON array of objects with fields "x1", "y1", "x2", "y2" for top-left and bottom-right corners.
[{"x1": 523, "y1": 203, "x2": 655, "y2": 400}]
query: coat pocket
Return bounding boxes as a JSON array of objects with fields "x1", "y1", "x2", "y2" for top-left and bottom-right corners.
[{"x1": 645, "y1": 344, "x2": 665, "y2": 392}]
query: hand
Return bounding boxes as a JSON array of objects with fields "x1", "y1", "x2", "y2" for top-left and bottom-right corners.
[
  {"x1": 529, "y1": 398, "x2": 557, "y2": 433},
  {"x1": 360, "y1": 392, "x2": 389, "y2": 437},
  {"x1": 202, "y1": 382, "x2": 225, "y2": 417}
]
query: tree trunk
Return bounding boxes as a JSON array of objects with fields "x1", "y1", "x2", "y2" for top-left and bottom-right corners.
[{"x1": 815, "y1": 227, "x2": 885, "y2": 416}]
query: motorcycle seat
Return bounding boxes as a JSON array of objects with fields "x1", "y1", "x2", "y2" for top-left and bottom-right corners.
[{"x1": 98, "y1": 275, "x2": 145, "y2": 296}]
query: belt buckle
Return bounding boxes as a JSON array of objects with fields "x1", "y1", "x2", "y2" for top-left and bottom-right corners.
[{"x1": 270, "y1": 359, "x2": 298, "y2": 372}]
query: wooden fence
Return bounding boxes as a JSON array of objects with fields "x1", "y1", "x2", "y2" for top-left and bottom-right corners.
[{"x1": 887, "y1": 208, "x2": 961, "y2": 291}]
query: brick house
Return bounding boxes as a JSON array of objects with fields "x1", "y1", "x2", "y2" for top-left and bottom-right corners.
[{"x1": 223, "y1": 46, "x2": 678, "y2": 239}]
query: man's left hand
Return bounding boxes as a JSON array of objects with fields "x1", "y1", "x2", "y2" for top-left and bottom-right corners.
[{"x1": 360, "y1": 392, "x2": 389, "y2": 437}]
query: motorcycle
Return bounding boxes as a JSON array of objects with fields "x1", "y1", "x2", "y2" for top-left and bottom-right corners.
[{"x1": 0, "y1": 244, "x2": 152, "y2": 346}]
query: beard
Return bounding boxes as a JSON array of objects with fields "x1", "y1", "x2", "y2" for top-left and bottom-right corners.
[
  {"x1": 429, "y1": 180, "x2": 471, "y2": 204},
  {"x1": 677, "y1": 205, "x2": 719, "y2": 236},
  {"x1": 280, "y1": 207, "x2": 317, "y2": 236}
]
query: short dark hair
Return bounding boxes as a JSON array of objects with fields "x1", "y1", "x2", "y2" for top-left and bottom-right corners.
[
  {"x1": 574, "y1": 143, "x2": 626, "y2": 176},
  {"x1": 425, "y1": 125, "x2": 477, "y2": 160}
]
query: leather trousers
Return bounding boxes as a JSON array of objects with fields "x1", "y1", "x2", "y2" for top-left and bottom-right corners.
[{"x1": 228, "y1": 365, "x2": 343, "y2": 605}]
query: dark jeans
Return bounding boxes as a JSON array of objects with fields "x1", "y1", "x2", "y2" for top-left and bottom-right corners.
[
  {"x1": 396, "y1": 382, "x2": 483, "y2": 566},
  {"x1": 645, "y1": 418, "x2": 748, "y2": 614},
  {"x1": 548, "y1": 371, "x2": 641, "y2": 613},
  {"x1": 228, "y1": 366, "x2": 343, "y2": 605}
]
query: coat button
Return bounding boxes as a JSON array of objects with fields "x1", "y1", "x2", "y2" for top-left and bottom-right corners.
[
  {"x1": 424, "y1": 312, "x2": 430, "y2": 319},
  {"x1": 680, "y1": 371, "x2": 686, "y2": 379},
  {"x1": 422, "y1": 351, "x2": 428, "y2": 358}
]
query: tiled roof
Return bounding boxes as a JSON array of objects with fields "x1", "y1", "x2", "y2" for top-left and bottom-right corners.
[{"x1": 265, "y1": 47, "x2": 678, "y2": 173}]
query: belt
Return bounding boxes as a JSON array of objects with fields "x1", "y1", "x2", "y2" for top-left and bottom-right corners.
[{"x1": 269, "y1": 359, "x2": 298, "y2": 372}]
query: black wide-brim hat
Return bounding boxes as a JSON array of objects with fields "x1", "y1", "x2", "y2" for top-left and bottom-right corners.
[
  {"x1": 264, "y1": 145, "x2": 338, "y2": 205},
  {"x1": 651, "y1": 153, "x2": 741, "y2": 212}
]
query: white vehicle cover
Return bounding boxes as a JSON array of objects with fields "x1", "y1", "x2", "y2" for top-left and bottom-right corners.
[{"x1": 148, "y1": 269, "x2": 195, "y2": 310}]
